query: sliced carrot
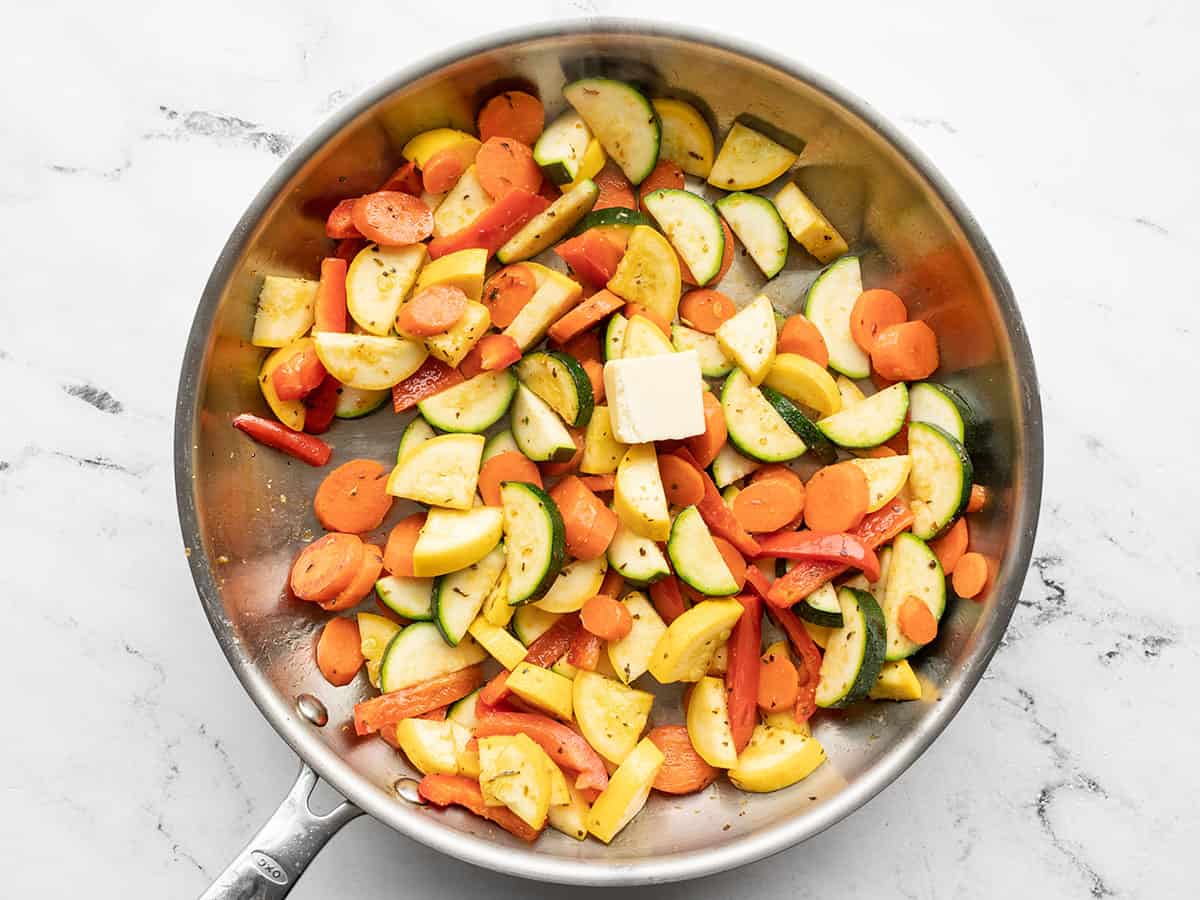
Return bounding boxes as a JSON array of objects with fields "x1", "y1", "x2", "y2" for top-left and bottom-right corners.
[
  {"x1": 382, "y1": 512, "x2": 427, "y2": 577},
  {"x1": 658, "y1": 454, "x2": 705, "y2": 508},
  {"x1": 475, "y1": 137, "x2": 542, "y2": 199},
  {"x1": 395, "y1": 285, "x2": 469, "y2": 337},
  {"x1": 539, "y1": 428, "x2": 584, "y2": 479},
  {"x1": 421, "y1": 146, "x2": 471, "y2": 194},
  {"x1": 316, "y1": 617, "x2": 364, "y2": 687},
  {"x1": 930, "y1": 517, "x2": 969, "y2": 574},
  {"x1": 554, "y1": 231, "x2": 625, "y2": 287},
  {"x1": 350, "y1": 191, "x2": 433, "y2": 246},
  {"x1": 898, "y1": 595, "x2": 938, "y2": 644},
  {"x1": 416, "y1": 705, "x2": 448, "y2": 721},
  {"x1": 482, "y1": 264, "x2": 536, "y2": 328},
  {"x1": 353, "y1": 665, "x2": 485, "y2": 735},
  {"x1": 460, "y1": 334, "x2": 522, "y2": 378},
  {"x1": 290, "y1": 533, "x2": 365, "y2": 603},
  {"x1": 580, "y1": 594, "x2": 633, "y2": 641},
  {"x1": 548, "y1": 475, "x2": 617, "y2": 561},
  {"x1": 732, "y1": 478, "x2": 806, "y2": 534},
  {"x1": 599, "y1": 567, "x2": 625, "y2": 599},
  {"x1": 378, "y1": 161, "x2": 423, "y2": 194},
  {"x1": 647, "y1": 725, "x2": 719, "y2": 795},
  {"x1": 648, "y1": 575, "x2": 688, "y2": 624},
  {"x1": 579, "y1": 474, "x2": 615, "y2": 493},
  {"x1": 479, "y1": 451, "x2": 542, "y2": 507},
  {"x1": 325, "y1": 198, "x2": 361, "y2": 239},
  {"x1": 592, "y1": 160, "x2": 636, "y2": 211},
  {"x1": 681, "y1": 218, "x2": 734, "y2": 286},
  {"x1": 637, "y1": 159, "x2": 684, "y2": 213},
  {"x1": 712, "y1": 537, "x2": 748, "y2": 591},
  {"x1": 870, "y1": 321, "x2": 940, "y2": 381},
  {"x1": 679, "y1": 289, "x2": 736, "y2": 334},
  {"x1": 684, "y1": 391, "x2": 727, "y2": 468},
  {"x1": 313, "y1": 257, "x2": 348, "y2": 333},
  {"x1": 477, "y1": 91, "x2": 545, "y2": 146},
  {"x1": 803, "y1": 462, "x2": 870, "y2": 533},
  {"x1": 850, "y1": 289, "x2": 908, "y2": 354},
  {"x1": 582, "y1": 357, "x2": 605, "y2": 404},
  {"x1": 427, "y1": 190, "x2": 548, "y2": 260},
  {"x1": 419, "y1": 774, "x2": 540, "y2": 842},
  {"x1": 968, "y1": 484, "x2": 988, "y2": 513},
  {"x1": 952, "y1": 552, "x2": 989, "y2": 599},
  {"x1": 750, "y1": 464, "x2": 806, "y2": 493},
  {"x1": 624, "y1": 303, "x2": 671, "y2": 337},
  {"x1": 391, "y1": 357, "x2": 464, "y2": 412},
  {"x1": 322, "y1": 543, "x2": 384, "y2": 611},
  {"x1": 778, "y1": 315, "x2": 829, "y2": 368},
  {"x1": 548, "y1": 290, "x2": 625, "y2": 344},
  {"x1": 314, "y1": 459, "x2": 394, "y2": 534},
  {"x1": 757, "y1": 645, "x2": 799, "y2": 712}
]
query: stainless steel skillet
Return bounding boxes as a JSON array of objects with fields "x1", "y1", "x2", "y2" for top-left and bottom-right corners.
[{"x1": 175, "y1": 19, "x2": 1043, "y2": 898}]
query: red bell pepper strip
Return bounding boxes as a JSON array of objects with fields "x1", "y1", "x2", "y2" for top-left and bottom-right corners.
[
  {"x1": 232, "y1": 414, "x2": 332, "y2": 466},
  {"x1": 765, "y1": 606, "x2": 823, "y2": 723},
  {"x1": 302, "y1": 375, "x2": 340, "y2": 435},
  {"x1": 313, "y1": 257, "x2": 348, "y2": 333},
  {"x1": 390, "y1": 357, "x2": 464, "y2": 412},
  {"x1": 426, "y1": 189, "x2": 549, "y2": 260},
  {"x1": 379, "y1": 160, "x2": 423, "y2": 195},
  {"x1": 766, "y1": 500, "x2": 914, "y2": 607},
  {"x1": 567, "y1": 622, "x2": 602, "y2": 671},
  {"x1": 553, "y1": 230, "x2": 626, "y2": 287},
  {"x1": 325, "y1": 198, "x2": 361, "y2": 239},
  {"x1": 459, "y1": 334, "x2": 523, "y2": 379},
  {"x1": 670, "y1": 448, "x2": 760, "y2": 558},
  {"x1": 333, "y1": 238, "x2": 365, "y2": 263},
  {"x1": 352, "y1": 665, "x2": 484, "y2": 736},
  {"x1": 725, "y1": 593, "x2": 762, "y2": 753},
  {"x1": 478, "y1": 669, "x2": 511, "y2": 709},
  {"x1": 474, "y1": 711, "x2": 610, "y2": 791},
  {"x1": 755, "y1": 531, "x2": 881, "y2": 584},
  {"x1": 648, "y1": 575, "x2": 688, "y2": 624},
  {"x1": 418, "y1": 774, "x2": 540, "y2": 842},
  {"x1": 271, "y1": 345, "x2": 326, "y2": 401},
  {"x1": 523, "y1": 613, "x2": 578, "y2": 667}
]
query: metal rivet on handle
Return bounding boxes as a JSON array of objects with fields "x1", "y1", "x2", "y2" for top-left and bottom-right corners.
[{"x1": 296, "y1": 693, "x2": 328, "y2": 727}]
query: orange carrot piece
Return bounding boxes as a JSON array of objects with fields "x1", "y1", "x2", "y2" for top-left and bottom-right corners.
[
  {"x1": 732, "y1": 478, "x2": 806, "y2": 534},
  {"x1": 757, "y1": 645, "x2": 799, "y2": 712},
  {"x1": 479, "y1": 451, "x2": 542, "y2": 507},
  {"x1": 855, "y1": 445, "x2": 898, "y2": 459},
  {"x1": 930, "y1": 517, "x2": 969, "y2": 574},
  {"x1": 592, "y1": 161, "x2": 637, "y2": 210},
  {"x1": 350, "y1": 191, "x2": 433, "y2": 246},
  {"x1": 624, "y1": 303, "x2": 671, "y2": 337},
  {"x1": 313, "y1": 459, "x2": 393, "y2": 534},
  {"x1": 637, "y1": 159, "x2": 685, "y2": 212},
  {"x1": 870, "y1": 321, "x2": 940, "y2": 381},
  {"x1": 313, "y1": 257, "x2": 349, "y2": 333},
  {"x1": 548, "y1": 290, "x2": 625, "y2": 344},
  {"x1": 952, "y1": 552, "x2": 989, "y2": 599},
  {"x1": 421, "y1": 147, "x2": 470, "y2": 195},
  {"x1": 322, "y1": 543, "x2": 384, "y2": 611},
  {"x1": 395, "y1": 285, "x2": 469, "y2": 337},
  {"x1": 419, "y1": 774, "x2": 540, "y2": 842},
  {"x1": 671, "y1": 447, "x2": 760, "y2": 558},
  {"x1": 316, "y1": 617, "x2": 364, "y2": 686},
  {"x1": 482, "y1": 264, "x2": 537, "y2": 329},
  {"x1": 416, "y1": 705, "x2": 448, "y2": 721},
  {"x1": 647, "y1": 725, "x2": 720, "y2": 795},
  {"x1": 898, "y1": 595, "x2": 938, "y2": 644},
  {"x1": 684, "y1": 391, "x2": 728, "y2": 468},
  {"x1": 290, "y1": 533, "x2": 365, "y2": 603},
  {"x1": 678, "y1": 289, "x2": 736, "y2": 334},
  {"x1": 548, "y1": 475, "x2": 617, "y2": 561},
  {"x1": 580, "y1": 594, "x2": 632, "y2": 641},
  {"x1": 475, "y1": 137, "x2": 542, "y2": 199},
  {"x1": 803, "y1": 463, "x2": 870, "y2": 533},
  {"x1": 391, "y1": 357, "x2": 464, "y2": 412},
  {"x1": 777, "y1": 315, "x2": 829, "y2": 368},
  {"x1": 967, "y1": 484, "x2": 988, "y2": 513},
  {"x1": 850, "y1": 289, "x2": 908, "y2": 353},
  {"x1": 579, "y1": 474, "x2": 615, "y2": 493},
  {"x1": 354, "y1": 666, "x2": 485, "y2": 735},
  {"x1": 712, "y1": 537, "x2": 748, "y2": 591},
  {"x1": 477, "y1": 91, "x2": 545, "y2": 147},
  {"x1": 658, "y1": 454, "x2": 705, "y2": 508},
  {"x1": 751, "y1": 464, "x2": 806, "y2": 493},
  {"x1": 382, "y1": 512, "x2": 427, "y2": 577}
]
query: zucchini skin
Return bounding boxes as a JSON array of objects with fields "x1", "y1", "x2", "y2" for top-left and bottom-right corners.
[
  {"x1": 797, "y1": 599, "x2": 844, "y2": 629},
  {"x1": 910, "y1": 422, "x2": 974, "y2": 540},
  {"x1": 504, "y1": 482, "x2": 568, "y2": 606},
  {"x1": 760, "y1": 386, "x2": 838, "y2": 465},
  {"x1": 828, "y1": 588, "x2": 887, "y2": 708},
  {"x1": 516, "y1": 350, "x2": 595, "y2": 428},
  {"x1": 572, "y1": 208, "x2": 652, "y2": 236}
]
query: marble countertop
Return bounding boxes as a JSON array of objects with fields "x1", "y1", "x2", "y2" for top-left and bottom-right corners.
[{"x1": 4, "y1": 1, "x2": 1197, "y2": 897}]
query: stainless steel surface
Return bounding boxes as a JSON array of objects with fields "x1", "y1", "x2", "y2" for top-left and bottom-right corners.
[{"x1": 176, "y1": 19, "x2": 1043, "y2": 888}]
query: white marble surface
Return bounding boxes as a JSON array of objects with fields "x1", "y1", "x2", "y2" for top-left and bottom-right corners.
[{"x1": 3, "y1": 1, "x2": 1198, "y2": 897}]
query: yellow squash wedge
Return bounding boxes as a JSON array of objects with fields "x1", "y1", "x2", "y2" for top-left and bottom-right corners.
[
  {"x1": 414, "y1": 247, "x2": 488, "y2": 301},
  {"x1": 707, "y1": 122, "x2": 797, "y2": 191},
  {"x1": 686, "y1": 675, "x2": 738, "y2": 768},
  {"x1": 572, "y1": 671, "x2": 654, "y2": 765},
  {"x1": 386, "y1": 433, "x2": 484, "y2": 510},
  {"x1": 507, "y1": 662, "x2": 574, "y2": 720},
  {"x1": 728, "y1": 724, "x2": 826, "y2": 793},
  {"x1": 614, "y1": 443, "x2": 670, "y2": 541},
  {"x1": 478, "y1": 734, "x2": 551, "y2": 830},
  {"x1": 764, "y1": 353, "x2": 842, "y2": 418},
  {"x1": 258, "y1": 339, "x2": 311, "y2": 431},
  {"x1": 606, "y1": 225, "x2": 682, "y2": 324},
  {"x1": 395, "y1": 718, "x2": 460, "y2": 776},
  {"x1": 648, "y1": 598, "x2": 744, "y2": 683},
  {"x1": 587, "y1": 737, "x2": 664, "y2": 844},
  {"x1": 411, "y1": 505, "x2": 503, "y2": 577}
]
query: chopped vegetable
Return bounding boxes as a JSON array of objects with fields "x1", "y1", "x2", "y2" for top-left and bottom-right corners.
[{"x1": 232, "y1": 413, "x2": 332, "y2": 466}]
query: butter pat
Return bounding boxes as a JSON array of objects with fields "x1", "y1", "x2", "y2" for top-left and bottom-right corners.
[{"x1": 603, "y1": 351, "x2": 705, "y2": 444}]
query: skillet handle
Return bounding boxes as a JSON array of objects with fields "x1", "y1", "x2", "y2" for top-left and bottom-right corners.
[{"x1": 199, "y1": 761, "x2": 362, "y2": 900}]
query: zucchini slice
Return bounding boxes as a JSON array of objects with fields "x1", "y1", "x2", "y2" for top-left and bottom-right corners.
[
  {"x1": 446, "y1": 687, "x2": 483, "y2": 730},
  {"x1": 533, "y1": 110, "x2": 592, "y2": 185},
  {"x1": 334, "y1": 385, "x2": 389, "y2": 419},
  {"x1": 774, "y1": 182, "x2": 849, "y2": 264},
  {"x1": 908, "y1": 382, "x2": 976, "y2": 447},
  {"x1": 667, "y1": 506, "x2": 738, "y2": 596},
  {"x1": 672, "y1": 323, "x2": 733, "y2": 377},
  {"x1": 432, "y1": 544, "x2": 506, "y2": 646},
  {"x1": 817, "y1": 383, "x2": 909, "y2": 448},
  {"x1": 251, "y1": 275, "x2": 318, "y2": 348},
  {"x1": 882, "y1": 532, "x2": 947, "y2": 660},
  {"x1": 714, "y1": 192, "x2": 789, "y2": 278},
  {"x1": 563, "y1": 78, "x2": 661, "y2": 185},
  {"x1": 621, "y1": 315, "x2": 675, "y2": 358},
  {"x1": 797, "y1": 581, "x2": 842, "y2": 629},
  {"x1": 606, "y1": 591, "x2": 667, "y2": 683},
  {"x1": 511, "y1": 384, "x2": 577, "y2": 462},
  {"x1": 715, "y1": 295, "x2": 777, "y2": 385},
  {"x1": 847, "y1": 454, "x2": 913, "y2": 512},
  {"x1": 760, "y1": 386, "x2": 838, "y2": 465},
  {"x1": 604, "y1": 312, "x2": 628, "y2": 361},
  {"x1": 710, "y1": 442, "x2": 761, "y2": 488},
  {"x1": 515, "y1": 350, "x2": 595, "y2": 427},
  {"x1": 573, "y1": 207, "x2": 652, "y2": 238},
  {"x1": 375, "y1": 575, "x2": 435, "y2": 621},
  {"x1": 804, "y1": 256, "x2": 870, "y2": 379},
  {"x1": 417, "y1": 370, "x2": 517, "y2": 434},
  {"x1": 908, "y1": 422, "x2": 973, "y2": 539},
  {"x1": 814, "y1": 588, "x2": 886, "y2": 708},
  {"x1": 357, "y1": 612, "x2": 401, "y2": 687},
  {"x1": 836, "y1": 374, "x2": 867, "y2": 407},
  {"x1": 379, "y1": 621, "x2": 486, "y2": 693},
  {"x1": 432, "y1": 165, "x2": 492, "y2": 239},
  {"x1": 386, "y1": 432, "x2": 484, "y2": 510},
  {"x1": 651, "y1": 97, "x2": 715, "y2": 178},
  {"x1": 501, "y1": 481, "x2": 567, "y2": 606},
  {"x1": 312, "y1": 332, "x2": 428, "y2": 391},
  {"x1": 534, "y1": 554, "x2": 608, "y2": 614},
  {"x1": 607, "y1": 522, "x2": 669, "y2": 585},
  {"x1": 511, "y1": 604, "x2": 562, "y2": 645},
  {"x1": 496, "y1": 178, "x2": 599, "y2": 264},
  {"x1": 396, "y1": 415, "x2": 435, "y2": 463},
  {"x1": 642, "y1": 188, "x2": 725, "y2": 286},
  {"x1": 721, "y1": 369, "x2": 807, "y2": 463},
  {"x1": 481, "y1": 429, "x2": 519, "y2": 464},
  {"x1": 707, "y1": 122, "x2": 797, "y2": 191},
  {"x1": 346, "y1": 243, "x2": 426, "y2": 335},
  {"x1": 606, "y1": 225, "x2": 682, "y2": 324}
]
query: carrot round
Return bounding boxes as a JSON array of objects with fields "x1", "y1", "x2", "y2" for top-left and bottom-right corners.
[
  {"x1": 479, "y1": 451, "x2": 542, "y2": 507},
  {"x1": 898, "y1": 595, "x2": 938, "y2": 644},
  {"x1": 712, "y1": 537, "x2": 747, "y2": 591},
  {"x1": 592, "y1": 160, "x2": 636, "y2": 211},
  {"x1": 395, "y1": 285, "x2": 468, "y2": 337},
  {"x1": 679, "y1": 289, "x2": 736, "y2": 334},
  {"x1": 750, "y1": 464, "x2": 806, "y2": 493},
  {"x1": 732, "y1": 478, "x2": 806, "y2": 533},
  {"x1": 477, "y1": 91, "x2": 545, "y2": 147},
  {"x1": 778, "y1": 315, "x2": 829, "y2": 368},
  {"x1": 680, "y1": 218, "x2": 734, "y2": 286},
  {"x1": 580, "y1": 594, "x2": 633, "y2": 641},
  {"x1": 290, "y1": 533, "x2": 365, "y2": 603},
  {"x1": 482, "y1": 264, "x2": 536, "y2": 328},
  {"x1": 548, "y1": 289, "x2": 625, "y2": 344},
  {"x1": 952, "y1": 552, "x2": 989, "y2": 599},
  {"x1": 870, "y1": 321, "x2": 940, "y2": 381},
  {"x1": 803, "y1": 462, "x2": 870, "y2": 533},
  {"x1": 684, "y1": 391, "x2": 727, "y2": 468},
  {"x1": 624, "y1": 303, "x2": 671, "y2": 337},
  {"x1": 658, "y1": 455, "x2": 705, "y2": 508},
  {"x1": 757, "y1": 647, "x2": 799, "y2": 712},
  {"x1": 383, "y1": 512, "x2": 427, "y2": 577},
  {"x1": 850, "y1": 289, "x2": 908, "y2": 353},
  {"x1": 637, "y1": 159, "x2": 685, "y2": 212},
  {"x1": 548, "y1": 475, "x2": 617, "y2": 560},
  {"x1": 421, "y1": 147, "x2": 469, "y2": 194},
  {"x1": 475, "y1": 137, "x2": 542, "y2": 199},
  {"x1": 350, "y1": 191, "x2": 433, "y2": 246},
  {"x1": 646, "y1": 725, "x2": 719, "y2": 795},
  {"x1": 967, "y1": 484, "x2": 988, "y2": 513},
  {"x1": 314, "y1": 459, "x2": 394, "y2": 534},
  {"x1": 322, "y1": 543, "x2": 384, "y2": 611},
  {"x1": 315, "y1": 617, "x2": 364, "y2": 686},
  {"x1": 930, "y1": 517, "x2": 969, "y2": 574}
]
